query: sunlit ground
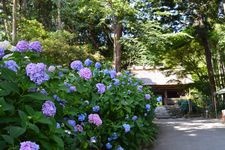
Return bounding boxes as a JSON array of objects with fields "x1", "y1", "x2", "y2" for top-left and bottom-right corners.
[{"x1": 153, "y1": 118, "x2": 225, "y2": 150}]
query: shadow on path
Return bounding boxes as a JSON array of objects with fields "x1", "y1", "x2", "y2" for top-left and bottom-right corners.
[{"x1": 152, "y1": 118, "x2": 225, "y2": 150}]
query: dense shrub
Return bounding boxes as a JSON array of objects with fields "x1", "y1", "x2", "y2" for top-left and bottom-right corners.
[{"x1": 0, "y1": 41, "x2": 157, "y2": 150}]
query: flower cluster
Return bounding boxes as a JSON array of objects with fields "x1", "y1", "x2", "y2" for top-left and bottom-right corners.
[
  {"x1": 95, "y1": 62, "x2": 101, "y2": 69},
  {"x1": 145, "y1": 94, "x2": 151, "y2": 100},
  {"x1": 88, "y1": 114, "x2": 102, "y2": 126},
  {"x1": 42, "y1": 100, "x2": 56, "y2": 117},
  {"x1": 29, "y1": 41, "x2": 42, "y2": 52},
  {"x1": 96, "y1": 83, "x2": 106, "y2": 94},
  {"x1": 70, "y1": 60, "x2": 83, "y2": 71},
  {"x1": 79, "y1": 67, "x2": 92, "y2": 80},
  {"x1": 4, "y1": 60, "x2": 19, "y2": 72},
  {"x1": 92, "y1": 105, "x2": 100, "y2": 112},
  {"x1": 84, "y1": 58, "x2": 93, "y2": 66},
  {"x1": 16, "y1": 40, "x2": 42, "y2": 52},
  {"x1": 123, "y1": 123, "x2": 131, "y2": 133},
  {"x1": 0, "y1": 48, "x2": 4, "y2": 58},
  {"x1": 20, "y1": 141, "x2": 39, "y2": 150},
  {"x1": 26, "y1": 63, "x2": 49, "y2": 85}
]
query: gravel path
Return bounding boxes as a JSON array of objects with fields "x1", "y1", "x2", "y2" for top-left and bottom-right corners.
[{"x1": 152, "y1": 118, "x2": 225, "y2": 150}]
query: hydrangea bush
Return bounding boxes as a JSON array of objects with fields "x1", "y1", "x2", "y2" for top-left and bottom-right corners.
[{"x1": 0, "y1": 40, "x2": 157, "y2": 150}]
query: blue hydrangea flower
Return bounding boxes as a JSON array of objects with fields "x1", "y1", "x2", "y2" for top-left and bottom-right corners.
[
  {"x1": 20, "y1": 141, "x2": 39, "y2": 150},
  {"x1": 132, "y1": 115, "x2": 138, "y2": 121},
  {"x1": 103, "y1": 69, "x2": 109, "y2": 75},
  {"x1": 111, "y1": 132, "x2": 118, "y2": 140},
  {"x1": 4, "y1": 60, "x2": 19, "y2": 72},
  {"x1": 68, "y1": 119, "x2": 76, "y2": 126},
  {"x1": 84, "y1": 58, "x2": 93, "y2": 66},
  {"x1": 122, "y1": 123, "x2": 131, "y2": 133},
  {"x1": 157, "y1": 96, "x2": 162, "y2": 102},
  {"x1": 40, "y1": 89, "x2": 48, "y2": 95},
  {"x1": 146, "y1": 104, "x2": 151, "y2": 111},
  {"x1": 58, "y1": 71, "x2": 64, "y2": 78},
  {"x1": 90, "y1": 136, "x2": 97, "y2": 143},
  {"x1": 145, "y1": 94, "x2": 151, "y2": 100},
  {"x1": 16, "y1": 40, "x2": 29, "y2": 52},
  {"x1": 56, "y1": 122, "x2": 61, "y2": 128},
  {"x1": 29, "y1": 41, "x2": 42, "y2": 52},
  {"x1": 113, "y1": 79, "x2": 120, "y2": 86},
  {"x1": 42, "y1": 100, "x2": 56, "y2": 117},
  {"x1": 106, "y1": 142, "x2": 112, "y2": 149},
  {"x1": 0, "y1": 48, "x2": 4, "y2": 58},
  {"x1": 70, "y1": 60, "x2": 83, "y2": 71},
  {"x1": 128, "y1": 90, "x2": 131, "y2": 94},
  {"x1": 108, "y1": 137, "x2": 112, "y2": 142},
  {"x1": 78, "y1": 114, "x2": 86, "y2": 122},
  {"x1": 92, "y1": 105, "x2": 100, "y2": 112},
  {"x1": 116, "y1": 146, "x2": 124, "y2": 150},
  {"x1": 95, "y1": 62, "x2": 101, "y2": 69},
  {"x1": 96, "y1": 83, "x2": 106, "y2": 94},
  {"x1": 109, "y1": 70, "x2": 116, "y2": 79},
  {"x1": 26, "y1": 63, "x2": 49, "y2": 85},
  {"x1": 137, "y1": 85, "x2": 143, "y2": 92}
]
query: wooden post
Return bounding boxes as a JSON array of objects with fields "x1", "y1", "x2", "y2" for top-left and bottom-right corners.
[{"x1": 164, "y1": 90, "x2": 168, "y2": 105}]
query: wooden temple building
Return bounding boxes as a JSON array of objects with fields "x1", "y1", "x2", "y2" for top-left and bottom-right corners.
[{"x1": 131, "y1": 66, "x2": 193, "y2": 105}]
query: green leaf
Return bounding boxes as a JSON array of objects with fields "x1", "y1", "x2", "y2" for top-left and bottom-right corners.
[
  {"x1": 28, "y1": 123, "x2": 40, "y2": 133},
  {"x1": 0, "y1": 68, "x2": 17, "y2": 81},
  {"x1": 18, "y1": 110, "x2": 27, "y2": 123},
  {"x1": 52, "y1": 135, "x2": 64, "y2": 148},
  {"x1": 2, "y1": 135, "x2": 14, "y2": 144},
  {"x1": 0, "y1": 98, "x2": 14, "y2": 112},
  {"x1": 37, "y1": 117, "x2": 52, "y2": 125},
  {"x1": 21, "y1": 93, "x2": 51, "y2": 101},
  {"x1": 9, "y1": 126, "x2": 26, "y2": 138}
]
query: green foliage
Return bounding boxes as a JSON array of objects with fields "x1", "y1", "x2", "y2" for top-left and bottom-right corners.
[
  {"x1": 0, "y1": 41, "x2": 157, "y2": 149},
  {"x1": 18, "y1": 18, "x2": 48, "y2": 40}
]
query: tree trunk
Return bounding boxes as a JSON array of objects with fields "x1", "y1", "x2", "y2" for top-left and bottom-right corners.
[
  {"x1": 12, "y1": 0, "x2": 17, "y2": 44},
  {"x1": 113, "y1": 23, "x2": 122, "y2": 72},
  {"x1": 2, "y1": 0, "x2": 10, "y2": 40},
  {"x1": 57, "y1": 0, "x2": 62, "y2": 30},
  {"x1": 199, "y1": 29, "x2": 217, "y2": 116}
]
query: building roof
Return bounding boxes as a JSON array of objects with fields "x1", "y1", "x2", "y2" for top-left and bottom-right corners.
[{"x1": 131, "y1": 69, "x2": 193, "y2": 86}]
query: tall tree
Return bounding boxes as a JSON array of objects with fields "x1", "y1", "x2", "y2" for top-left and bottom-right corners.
[{"x1": 12, "y1": 0, "x2": 17, "y2": 43}]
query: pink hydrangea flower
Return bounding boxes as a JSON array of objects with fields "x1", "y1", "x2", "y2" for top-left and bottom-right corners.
[
  {"x1": 88, "y1": 114, "x2": 102, "y2": 126},
  {"x1": 79, "y1": 67, "x2": 92, "y2": 80}
]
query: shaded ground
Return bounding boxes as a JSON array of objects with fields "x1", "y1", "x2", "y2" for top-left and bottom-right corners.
[{"x1": 152, "y1": 118, "x2": 225, "y2": 150}]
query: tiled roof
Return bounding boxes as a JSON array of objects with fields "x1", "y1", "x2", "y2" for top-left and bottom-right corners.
[{"x1": 131, "y1": 69, "x2": 193, "y2": 85}]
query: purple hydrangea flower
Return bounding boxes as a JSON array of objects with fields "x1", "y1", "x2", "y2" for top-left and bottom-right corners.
[
  {"x1": 145, "y1": 94, "x2": 151, "y2": 100},
  {"x1": 146, "y1": 104, "x2": 151, "y2": 111},
  {"x1": 88, "y1": 114, "x2": 102, "y2": 126},
  {"x1": 78, "y1": 114, "x2": 86, "y2": 122},
  {"x1": 26, "y1": 63, "x2": 49, "y2": 85},
  {"x1": 84, "y1": 58, "x2": 93, "y2": 66},
  {"x1": 42, "y1": 100, "x2": 56, "y2": 117},
  {"x1": 106, "y1": 143, "x2": 112, "y2": 149},
  {"x1": 109, "y1": 70, "x2": 116, "y2": 79},
  {"x1": 40, "y1": 89, "x2": 48, "y2": 95},
  {"x1": 132, "y1": 115, "x2": 138, "y2": 121},
  {"x1": 68, "y1": 119, "x2": 76, "y2": 126},
  {"x1": 70, "y1": 60, "x2": 83, "y2": 71},
  {"x1": 79, "y1": 68, "x2": 92, "y2": 80},
  {"x1": 75, "y1": 124, "x2": 83, "y2": 132},
  {"x1": 96, "y1": 83, "x2": 106, "y2": 94},
  {"x1": 95, "y1": 62, "x2": 101, "y2": 69},
  {"x1": 4, "y1": 60, "x2": 19, "y2": 72},
  {"x1": 92, "y1": 105, "x2": 100, "y2": 112},
  {"x1": 122, "y1": 123, "x2": 131, "y2": 133},
  {"x1": 0, "y1": 48, "x2": 4, "y2": 58},
  {"x1": 16, "y1": 40, "x2": 29, "y2": 52},
  {"x1": 29, "y1": 41, "x2": 42, "y2": 52},
  {"x1": 20, "y1": 141, "x2": 39, "y2": 150},
  {"x1": 69, "y1": 86, "x2": 76, "y2": 93}
]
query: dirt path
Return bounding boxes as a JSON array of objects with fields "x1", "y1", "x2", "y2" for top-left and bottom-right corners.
[{"x1": 152, "y1": 118, "x2": 225, "y2": 150}]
